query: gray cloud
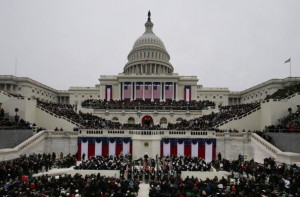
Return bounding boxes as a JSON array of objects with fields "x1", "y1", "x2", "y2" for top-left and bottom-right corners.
[{"x1": 0, "y1": 0, "x2": 299, "y2": 91}]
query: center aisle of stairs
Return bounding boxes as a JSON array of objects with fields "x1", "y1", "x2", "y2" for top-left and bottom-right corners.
[{"x1": 138, "y1": 183, "x2": 150, "y2": 197}]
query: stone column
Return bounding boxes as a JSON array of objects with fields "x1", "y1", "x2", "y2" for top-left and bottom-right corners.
[
  {"x1": 142, "y1": 82, "x2": 145, "y2": 100},
  {"x1": 151, "y1": 82, "x2": 154, "y2": 101},
  {"x1": 160, "y1": 82, "x2": 162, "y2": 101},
  {"x1": 131, "y1": 82, "x2": 133, "y2": 100},
  {"x1": 163, "y1": 83, "x2": 166, "y2": 101}
]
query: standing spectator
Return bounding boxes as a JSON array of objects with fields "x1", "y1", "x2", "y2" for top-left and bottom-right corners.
[{"x1": 218, "y1": 152, "x2": 222, "y2": 161}]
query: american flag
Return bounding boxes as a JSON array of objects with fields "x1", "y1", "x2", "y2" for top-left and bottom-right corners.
[
  {"x1": 144, "y1": 83, "x2": 152, "y2": 99},
  {"x1": 165, "y1": 83, "x2": 173, "y2": 100},
  {"x1": 136, "y1": 82, "x2": 143, "y2": 99},
  {"x1": 142, "y1": 59, "x2": 149, "y2": 65},
  {"x1": 153, "y1": 82, "x2": 161, "y2": 100},
  {"x1": 124, "y1": 82, "x2": 132, "y2": 99}
]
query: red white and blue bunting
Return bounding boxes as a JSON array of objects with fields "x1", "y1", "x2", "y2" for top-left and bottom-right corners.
[
  {"x1": 160, "y1": 138, "x2": 216, "y2": 162},
  {"x1": 77, "y1": 137, "x2": 132, "y2": 161}
]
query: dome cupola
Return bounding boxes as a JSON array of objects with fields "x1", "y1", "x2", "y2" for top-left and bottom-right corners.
[{"x1": 124, "y1": 11, "x2": 173, "y2": 75}]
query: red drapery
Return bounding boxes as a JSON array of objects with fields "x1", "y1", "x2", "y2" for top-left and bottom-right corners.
[
  {"x1": 88, "y1": 144, "x2": 95, "y2": 159},
  {"x1": 199, "y1": 145, "x2": 205, "y2": 160},
  {"x1": 77, "y1": 143, "x2": 82, "y2": 161},
  {"x1": 184, "y1": 144, "x2": 191, "y2": 157},
  {"x1": 116, "y1": 144, "x2": 123, "y2": 156},
  {"x1": 102, "y1": 144, "x2": 109, "y2": 157}
]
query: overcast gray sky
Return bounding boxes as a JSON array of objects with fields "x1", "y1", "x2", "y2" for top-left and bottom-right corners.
[{"x1": 0, "y1": 0, "x2": 299, "y2": 91}]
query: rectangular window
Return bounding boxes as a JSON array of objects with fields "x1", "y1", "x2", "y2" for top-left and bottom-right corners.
[
  {"x1": 166, "y1": 86, "x2": 169, "y2": 90},
  {"x1": 124, "y1": 86, "x2": 128, "y2": 90},
  {"x1": 145, "y1": 86, "x2": 148, "y2": 90},
  {"x1": 154, "y1": 86, "x2": 157, "y2": 90},
  {"x1": 136, "y1": 86, "x2": 140, "y2": 90}
]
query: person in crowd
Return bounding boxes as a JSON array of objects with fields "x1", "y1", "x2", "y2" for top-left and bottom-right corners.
[{"x1": 218, "y1": 152, "x2": 222, "y2": 161}]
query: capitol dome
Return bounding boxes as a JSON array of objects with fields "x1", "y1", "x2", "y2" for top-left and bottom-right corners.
[
  {"x1": 124, "y1": 11, "x2": 174, "y2": 75},
  {"x1": 132, "y1": 29, "x2": 166, "y2": 50}
]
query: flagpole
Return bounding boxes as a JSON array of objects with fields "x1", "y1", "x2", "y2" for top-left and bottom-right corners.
[{"x1": 290, "y1": 57, "x2": 292, "y2": 77}]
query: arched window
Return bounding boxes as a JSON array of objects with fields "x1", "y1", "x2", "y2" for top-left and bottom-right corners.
[
  {"x1": 160, "y1": 117, "x2": 167, "y2": 127},
  {"x1": 112, "y1": 117, "x2": 119, "y2": 122},
  {"x1": 176, "y1": 118, "x2": 183, "y2": 123},
  {"x1": 128, "y1": 117, "x2": 135, "y2": 124}
]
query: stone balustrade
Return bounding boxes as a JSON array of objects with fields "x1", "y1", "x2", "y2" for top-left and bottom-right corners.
[{"x1": 79, "y1": 129, "x2": 216, "y2": 137}]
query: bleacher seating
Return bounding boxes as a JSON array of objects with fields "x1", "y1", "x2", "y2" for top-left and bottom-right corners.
[
  {"x1": 82, "y1": 99, "x2": 215, "y2": 110},
  {"x1": 265, "y1": 82, "x2": 300, "y2": 100}
]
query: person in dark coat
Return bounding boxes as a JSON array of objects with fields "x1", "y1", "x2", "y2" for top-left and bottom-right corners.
[{"x1": 218, "y1": 152, "x2": 222, "y2": 161}]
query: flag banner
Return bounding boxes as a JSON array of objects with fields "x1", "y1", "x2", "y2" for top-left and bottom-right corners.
[
  {"x1": 136, "y1": 82, "x2": 143, "y2": 99},
  {"x1": 174, "y1": 82, "x2": 177, "y2": 100},
  {"x1": 144, "y1": 82, "x2": 152, "y2": 99},
  {"x1": 285, "y1": 58, "x2": 291, "y2": 63},
  {"x1": 165, "y1": 82, "x2": 173, "y2": 100},
  {"x1": 77, "y1": 137, "x2": 132, "y2": 161},
  {"x1": 153, "y1": 82, "x2": 161, "y2": 100},
  {"x1": 105, "y1": 85, "x2": 112, "y2": 100},
  {"x1": 161, "y1": 138, "x2": 216, "y2": 161},
  {"x1": 124, "y1": 82, "x2": 132, "y2": 100},
  {"x1": 205, "y1": 142, "x2": 213, "y2": 163},
  {"x1": 95, "y1": 141, "x2": 102, "y2": 156},
  {"x1": 162, "y1": 139, "x2": 171, "y2": 156},
  {"x1": 177, "y1": 142, "x2": 184, "y2": 157},
  {"x1": 81, "y1": 139, "x2": 88, "y2": 161},
  {"x1": 123, "y1": 141, "x2": 130, "y2": 155},
  {"x1": 161, "y1": 82, "x2": 164, "y2": 100},
  {"x1": 191, "y1": 142, "x2": 198, "y2": 157},
  {"x1": 109, "y1": 140, "x2": 116, "y2": 156},
  {"x1": 184, "y1": 86, "x2": 191, "y2": 102},
  {"x1": 88, "y1": 138, "x2": 95, "y2": 159}
]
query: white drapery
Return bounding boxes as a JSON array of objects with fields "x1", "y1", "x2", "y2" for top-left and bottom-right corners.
[
  {"x1": 123, "y1": 141, "x2": 130, "y2": 155},
  {"x1": 95, "y1": 141, "x2": 102, "y2": 156},
  {"x1": 191, "y1": 142, "x2": 198, "y2": 158},
  {"x1": 177, "y1": 142, "x2": 184, "y2": 157},
  {"x1": 185, "y1": 88, "x2": 190, "y2": 102},
  {"x1": 163, "y1": 142, "x2": 170, "y2": 156},
  {"x1": 107, "y1": 88, "x2": 111, "y2": 100},
  {"x1": 205, "y1": 142, "x2": 213, "y2": 163},
  {"x1": 81, "y1": 141, "x2": 88, "y2": 161},
  {"x1": 109, "y1": 141, "x2": 116, "y2": 156}
]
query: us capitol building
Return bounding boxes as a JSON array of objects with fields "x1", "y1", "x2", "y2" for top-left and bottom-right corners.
[{"x1": 0, "y1": 12, "x2": 299, "y2": 125}]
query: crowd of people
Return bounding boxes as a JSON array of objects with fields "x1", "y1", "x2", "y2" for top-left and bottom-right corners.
[
  {"x1": 266, "y1": 107, "x2": 300, "y2": 133},
  {"x1": 0, "y1": 153, "x2": 76, "y2": 181},
  {"x1": 0, "y1": 107, "x2": 33, "y2": 130},
  {"x1": 167, "y1": 103, "x2": 260, "y2": 130},
  {"x1": 75, "y1": 155, "x2": 132, "y2": 171},
  {"x1": 1, "y1": 151, "x2": 300, "y2": 196},
  {"x1": 0, "y1": 172, "x2": 139, "y2": 196},
  {"x1": 265, "y1": 82, "x2": 300, "y2": 100},
  {"x1": 0, "y1": 153, "x2": 139, "y2": 196},
  {"x1": 82, "y1": 99, "x2": 216, "y2": 111},
  {"x1": 132, "y1": 155, "x2": 212, "y2": 183},
  {"x1": 149, "y1": 157, "x2": 300, "y2": 196},
  {"x1": 38, "y1": 100, "x2": 261, "y2": 131}
]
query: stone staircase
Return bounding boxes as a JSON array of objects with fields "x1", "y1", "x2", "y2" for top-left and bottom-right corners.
[{"x1": 138, "y1": 183, "x2": 150, "y2": 197}]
